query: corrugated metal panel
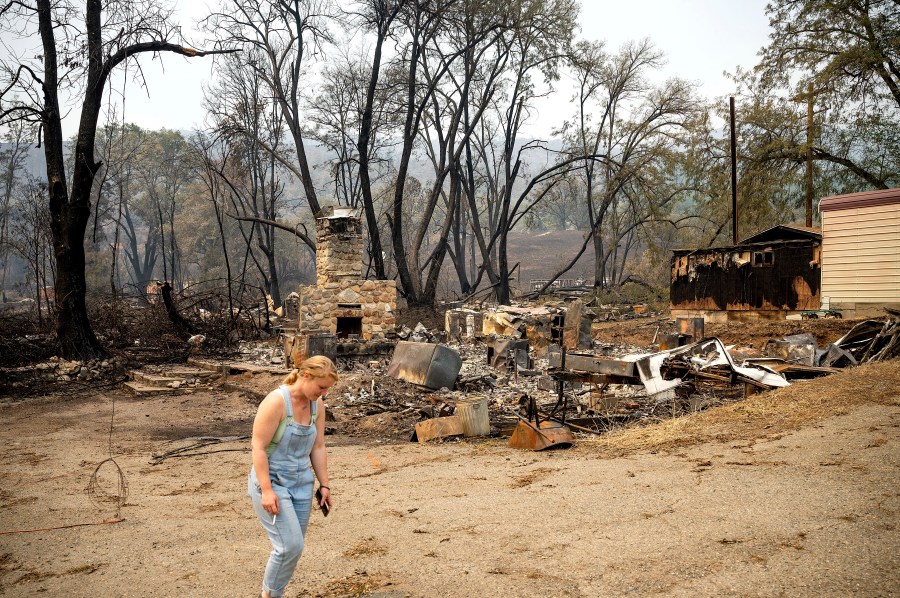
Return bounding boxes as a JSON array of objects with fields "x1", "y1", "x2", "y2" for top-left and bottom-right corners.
[
  {"x1": 824, "y1": 276, "x2": 898, "y2": 287},
  {"x1": 824, "y1": 290, "x2": 899, "y2": 300},
  {"x1": 827, "y1": 209, "x2": 900, "y2": 221},
  {"x1": 824, "y1": 258, "x2": 898, "y2": 270},
  {"x1": 828, "y1": 264, "x2": 900, "y2": 282},
  {"x1": 824, "y1": 244, "x2": 900, "y2": 256},
  {"x1": 824, "y1": 203, "x2": 900, "y2": 218},
  {"x1": 826, "y1": 220, "x2": 899, "y2": 234},
  {"x1": 824, "y1": 265, "x2": 900, "y2": 276},
  {"x1": 824, "y1": 251, "x2": 900, "y2": 262},
  {"x1": 822, "y1": 273, "x2": 900, "y2": 284},
  {"x1": 821, "y1": 285, "x2": 899, "y2": 300},
  {"x1": 827, "y1": 214, "x2": 900, "y2": 228},
  {"x1": 826, "y1": 239, "x2": 898, "y2": 251}
]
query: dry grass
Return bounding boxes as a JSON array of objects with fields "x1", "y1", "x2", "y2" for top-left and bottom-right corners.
[
  {"x1": 343, "y1": 537, "x2": 389, "y2": 558},
  {"x1": 323, "y1": 571, "x2": 392, "y2": 597},
  {"x1": 581, "y1": 359, "x2": 900, "y2": 457}
]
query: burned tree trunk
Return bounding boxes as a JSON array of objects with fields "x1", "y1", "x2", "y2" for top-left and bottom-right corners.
[
  {"x1": 160, "y1": 281, "x2": 194, "y2": 339},
  {"x1": 50, "y1": 179, "x2": 107, "y2": 359}
]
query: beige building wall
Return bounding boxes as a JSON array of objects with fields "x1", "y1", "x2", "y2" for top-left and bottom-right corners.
[{"x1": 820, "y1": 189, "x2": 900, "y2": 317}]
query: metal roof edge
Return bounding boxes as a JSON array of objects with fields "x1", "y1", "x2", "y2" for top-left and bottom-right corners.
[
  {"x1": 739, "y1": 224, "x2": 822, "y2": 244},
  {"x1": 671, "y1": 238, "x2": 821, "y2": 255},
  {"x1": 819, "y1": 188, "x2": 900, "y2": 212}
]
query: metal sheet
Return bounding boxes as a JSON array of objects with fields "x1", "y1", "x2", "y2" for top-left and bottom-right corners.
[
  {"x1": 508, "y1": 420, "x2": 574, "y2": 451},
  {"x1": 487, "y1": 338, "x2": 530, "y2": 371},
  {"x1": 676, "y1": 317, "x2": 705, "y2": 342},
  {"x1": 387, "y1": 341, "x2": 462, "y2": 390},
  {"x1": 548, "y1": 350, "x2": 635, "y2": 377},
  {"x1": 764, "y1": 335, "x2": 816, "y2": 366},
  {"x1": 413, "y1": 416, "x2": 465, "y2": 443}
]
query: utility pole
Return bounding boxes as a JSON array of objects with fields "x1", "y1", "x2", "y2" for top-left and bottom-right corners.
[
  {"x1": 805, "y1": 82, "x2": 814, "y2": 227},
  {"x1": 730, "y1": 97, "x2": 738, "y2": 244}
]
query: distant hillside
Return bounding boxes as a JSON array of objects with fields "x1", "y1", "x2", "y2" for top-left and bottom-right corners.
[
  {"x1": 505, "y1": 229, "x2": 596, "y2": 288},
  {"x1": 435, "y1": 229, "x2": 597, "y2": 299}
]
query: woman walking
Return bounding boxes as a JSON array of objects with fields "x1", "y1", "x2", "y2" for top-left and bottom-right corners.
[{"x1": 248, "y1": 355, "x2": 338, "y2": 598}]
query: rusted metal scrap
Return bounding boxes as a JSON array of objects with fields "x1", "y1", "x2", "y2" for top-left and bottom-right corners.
[
  {"x1": 757, "y1": 312, "x2": 900, "y2": 371},
  {"x1": 487, "y1": 338, "x2": 531, "y2": 372},
  {"x1": 547, "y1": 347, "x2": 637, "y2": 380},
  {"x1": 445, "y1": 308, "x2": 483, "y2": 340},
  {"x1": 507, "y1": 394, "x2": 574, "y2": 451},
  {"x1": 412, "y1": 416, "x2": 465, "y2": 443},
  {"x1": 764, "y1": 333, "x2": 817, "y2": 366},
  {"x1": 549, "y1": 338, "x2": 789, "y2": 399}
]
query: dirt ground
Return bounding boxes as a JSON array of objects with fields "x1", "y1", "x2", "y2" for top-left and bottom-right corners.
[{"x1": 1, "y1": 316, "x2": 898, "y2": 597}]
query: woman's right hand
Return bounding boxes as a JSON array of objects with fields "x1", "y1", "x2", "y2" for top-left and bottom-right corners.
[{"x1": 261, "y1": 488, "x2": 279, "y2": 515}]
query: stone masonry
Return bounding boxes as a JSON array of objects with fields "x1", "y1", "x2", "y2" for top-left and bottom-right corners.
[{"x1": 298, "y1": 207, "x2": 396, "y2": 339}]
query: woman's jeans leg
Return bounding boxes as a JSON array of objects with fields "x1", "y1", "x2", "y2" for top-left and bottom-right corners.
[{"x1": 250, "y1": 486, "x2": 312, "y2": 597}]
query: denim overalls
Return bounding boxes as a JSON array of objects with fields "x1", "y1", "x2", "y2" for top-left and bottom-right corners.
[{"x1": 248, "y1": 385, "x2": 318, "y2": 598}]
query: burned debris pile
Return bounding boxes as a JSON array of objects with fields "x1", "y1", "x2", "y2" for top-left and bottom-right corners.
[
  {"x1": 827, "y1": 314, "x2": 900, "y2": 365},
  {"x1": 53, "y1": 295, "x2": 888, "y2": 448},
  {"x1": 307, "y1": 305, "x2": 899, "y2": 450}
]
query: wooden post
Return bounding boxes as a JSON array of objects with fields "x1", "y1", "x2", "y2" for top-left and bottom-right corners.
[
  {"x1": 806, "y1": 82, "x2": 814, "y2": 227},
  {"x1": 730, "y1": 96, "x2": 739, "y2": 245}
]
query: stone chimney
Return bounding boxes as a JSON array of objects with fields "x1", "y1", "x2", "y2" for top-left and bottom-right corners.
[
  {"x1": 297, "y1": 207, "x2": 397, "y2": 340},
  {"x1": 315, "y1": 207, "x2": 364, "y2": 286}
]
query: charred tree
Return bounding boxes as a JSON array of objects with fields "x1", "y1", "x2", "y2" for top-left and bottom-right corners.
[{"x1": 0, "y1": 0, "x2": 234, "y2": 360}]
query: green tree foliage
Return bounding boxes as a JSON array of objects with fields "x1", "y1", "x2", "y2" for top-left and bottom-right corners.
[{"x1": 735, "y1": 0, "x2": 898, "y2": 221}]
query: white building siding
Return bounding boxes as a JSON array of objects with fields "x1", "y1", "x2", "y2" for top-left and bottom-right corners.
[{"x1": 820, "y1": 191, "x2": 900, "y2": 314}]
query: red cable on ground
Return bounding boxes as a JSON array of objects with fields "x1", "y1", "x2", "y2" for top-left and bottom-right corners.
[{"x1": 0, "y1": 518, "x2": 125, "y2": 536}]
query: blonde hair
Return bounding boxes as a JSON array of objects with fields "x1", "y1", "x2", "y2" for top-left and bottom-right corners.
[{"x1": 283, "y1": 355, "x2": 339, "y2": 385}]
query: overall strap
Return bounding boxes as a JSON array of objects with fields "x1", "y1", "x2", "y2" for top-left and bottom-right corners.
[
  {"x1": 310, "y1": 398, "x2": 318, "y2": 422},
  {"x1": 279, "y1": 385, "x2": 293, "y2": 418},
  {"x1": 265, "y1": 386, "x2": 294, "y2": 456}
]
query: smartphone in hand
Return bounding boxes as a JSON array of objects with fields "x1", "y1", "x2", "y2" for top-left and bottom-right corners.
[{"x1": 315, "y1": 487, "x2": 330, "y2": 517}]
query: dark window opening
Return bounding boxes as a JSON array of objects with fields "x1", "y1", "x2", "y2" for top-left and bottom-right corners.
[
  {"x1": 752, "y1": 250, "x2": 774, "y2": 267},
  {"x1": 336, "y1": 316, "x2": 363, "y2": 338},
  {"x1": 337, "y1": 303, "x2": 362, "y2": 309}
]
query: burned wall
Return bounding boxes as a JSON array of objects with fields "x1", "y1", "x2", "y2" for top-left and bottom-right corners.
[{"x1": 670, "y1": 241, "x2": 820, "y2": 313}]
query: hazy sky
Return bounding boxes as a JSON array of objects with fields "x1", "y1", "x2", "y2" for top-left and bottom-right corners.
[{"x1": 63, "y1": 0, "x2": 772, "y2": 138}]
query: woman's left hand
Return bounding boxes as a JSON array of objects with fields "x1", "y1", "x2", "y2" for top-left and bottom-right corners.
[{"x1": 319, "y1": 486, "x2": 332, "y2": 510}]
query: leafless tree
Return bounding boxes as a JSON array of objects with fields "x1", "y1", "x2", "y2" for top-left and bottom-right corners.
[
  {"x1": 0, "y1": 121, "x2": 30, "y2": 301},
  {"x1": 206, "y1": 0, "x2": 337, "y2": 220},
  {"x1": 457, "y1": 0, "x2": 578, "y2": 304},
  {"x1": 0, "y1": 0, "x2": 234, "y2": 359},
  {"x1": 551, "y1": 39, "x2": 699, "y2": 293},
  {"x1": 203, "y1": 50, "x2": 295, "y2": 307},
  {"x1": 136, "y1": 129, "x2": 194, "y2": 290},
  {"x1": 7, "y1": 177, "x2": 54, "y2": 322}
]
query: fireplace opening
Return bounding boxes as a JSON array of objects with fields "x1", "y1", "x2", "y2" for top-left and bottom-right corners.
[{"x1": 336, "y1": 316, "x2": 363, "y2": 339}]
